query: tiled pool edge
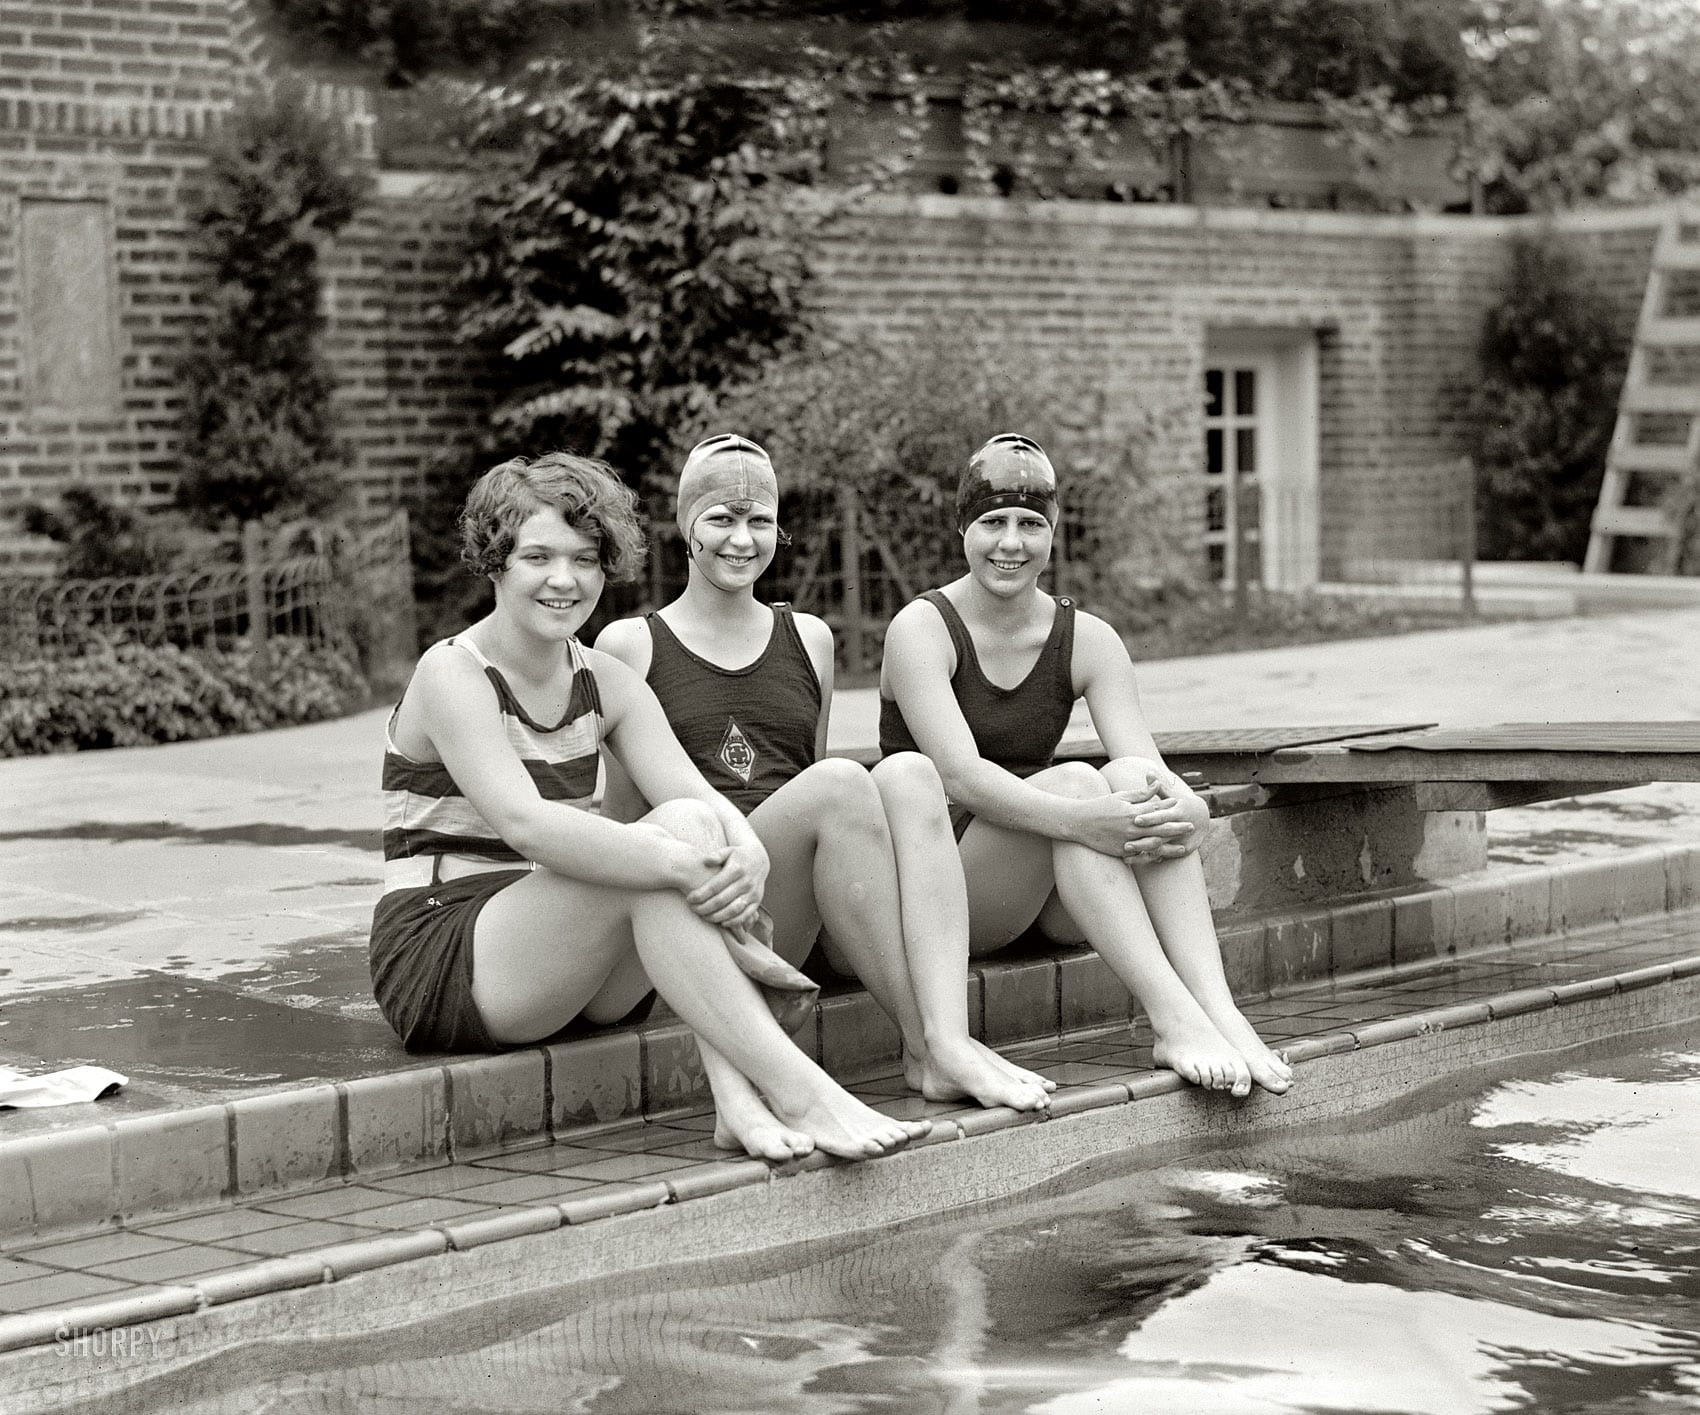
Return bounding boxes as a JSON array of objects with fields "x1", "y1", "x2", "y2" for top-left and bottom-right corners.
[
  {"x1": 2, "y1": 944, "x2": 1698, "y2": 1380},
  {"x1": 3, "y1": 840, "x2": 1697, "y2": 1251}
]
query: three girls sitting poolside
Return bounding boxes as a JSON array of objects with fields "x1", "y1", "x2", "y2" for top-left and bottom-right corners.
[{"x1": 369, "y1": 436, "x2": 1286, "y2": 1172}]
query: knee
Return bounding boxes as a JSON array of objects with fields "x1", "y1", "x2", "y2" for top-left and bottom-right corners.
[
  {"x1": 806, "y1": 756, "x2": 883, "y2": 813},
  {"x1": 797, "y1": 757, "x2": 888, "y2": 840},
  {"x1": 1035, "y1": 760, "x2": 1110, "y2": 800},
  {"x1": 644, "y1": 797, "x2": 724, "y2": 849},
  {"x1": 870, "y1": 751, "x2": 948, "y2": 815},
  {"x1": 1104, "y1": 755, "x2": 1162, "y2": 791}
]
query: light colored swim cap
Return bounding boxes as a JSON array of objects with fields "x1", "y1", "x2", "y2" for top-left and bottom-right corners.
[
  {"x1": 956, "y1": 434, "x2": 1060, "y2": 532},
  {"x1": 676, "y1": 434, "x2": 779, "y2": 541}
]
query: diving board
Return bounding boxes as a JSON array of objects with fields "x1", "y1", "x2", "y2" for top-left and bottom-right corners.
[{"x1": 1118, "y1": 721, "x2": 1700, "y2": 818}]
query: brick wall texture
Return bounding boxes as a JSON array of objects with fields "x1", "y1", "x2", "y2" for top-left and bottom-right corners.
[{"x1": 0, "y1": 0, "x2": 1670, "y2": 577}]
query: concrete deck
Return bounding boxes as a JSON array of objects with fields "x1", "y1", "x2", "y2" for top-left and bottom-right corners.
[{"x1": 3, "y1": 605, "x2": 1700, "y2": 1363}]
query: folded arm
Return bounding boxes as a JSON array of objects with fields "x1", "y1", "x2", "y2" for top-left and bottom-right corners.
[{"x1": 881, "y1": 598, "x2": 1152, "y2": 855}]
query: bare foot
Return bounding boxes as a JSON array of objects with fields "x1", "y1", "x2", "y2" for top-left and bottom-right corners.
[
  {"x1": 976, "y1": 1039, "x2": 1058, "y2": 1096},
  {"x1": 1152, "y1": 1024, "x2": 1253, "y2": 1098},
  {"x1": 772, "y1": 1081, "x2": 931, "y2": 1160},
  {"x1": 904, "y1": 1037, "x2": 1052, "y2": 1112},
  {"x1": 713, "y1": 1092, "x2": 814, "y2": 1163},
  {"x1": 1199, "y1": 1006, "x2": 1294, "y2": 1095}
]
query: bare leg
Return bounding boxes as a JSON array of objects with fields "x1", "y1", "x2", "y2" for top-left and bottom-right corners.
[
  {"x1": 751, "y1": 760, "x2": 1047, "y2": 1112},
  {"x1": 958, "y1": 762, "x2": 1252, "y2": 1096},
  {"x1": 870, "y1": 754, "x2": 1053, "y2": 1109},
  {"x1": 1101, "y1": 760, "x2": 1292, "y2": 1094},
  {"x1": 472, "y1": 799, "x2": 928, "y2": 1159}
]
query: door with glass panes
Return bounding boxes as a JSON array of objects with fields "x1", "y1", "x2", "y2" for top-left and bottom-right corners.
[{"x1": 1202, "y1": 338, "x2": 1318, "y2": 591}]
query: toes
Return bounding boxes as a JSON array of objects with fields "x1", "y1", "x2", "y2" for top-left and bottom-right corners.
[{"x1": 1016, "y1": 1067, "x2": 1058, "y2": 1093}]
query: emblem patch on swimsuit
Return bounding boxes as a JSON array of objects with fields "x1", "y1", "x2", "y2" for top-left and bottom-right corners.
[{"x1": 718, "y1": 718, "x2": 756, "y2": 785}]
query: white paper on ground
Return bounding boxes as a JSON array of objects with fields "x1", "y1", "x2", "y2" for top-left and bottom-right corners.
[{"x1": 0, "y1": 1065, "x2": 128, "y2": 1108}]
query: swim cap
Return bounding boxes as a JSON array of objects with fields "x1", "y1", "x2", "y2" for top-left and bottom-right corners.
[
  {"x1": 956, "y1": 434, "x2": 1060, "y2": 533},
  {"x1": 676, "y1": 434, "x2": 779, "y2": 541}
]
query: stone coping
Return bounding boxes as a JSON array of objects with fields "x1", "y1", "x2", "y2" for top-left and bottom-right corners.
[
  {"x1": 0, "y1": 909, "x2": 1695, "y2": 1383},
  {"x1": 2, "y1": 840, "x2": 1696, "y2": 1259}
]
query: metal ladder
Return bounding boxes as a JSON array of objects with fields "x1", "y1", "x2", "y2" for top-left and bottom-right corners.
[{"x1": 1583, "y1": 207, "x2": 1700, "y2": 574}]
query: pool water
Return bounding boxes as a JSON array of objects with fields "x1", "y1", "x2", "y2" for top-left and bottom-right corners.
[{"x1": 75, "y1": 1027, "x2": 1700, "y2": 1414}]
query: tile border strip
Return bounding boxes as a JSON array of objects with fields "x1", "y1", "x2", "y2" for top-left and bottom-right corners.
[
  {"x1": 3, "y1": 840, "x2": 1697, "y2": 1248},
  {"x1": 2, "y1": 949, "x2": 1697, "y2": 1360}
]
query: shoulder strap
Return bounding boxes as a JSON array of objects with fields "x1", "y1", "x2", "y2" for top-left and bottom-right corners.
[
  {"x1": 921, "y1": 589, "x2": 974, "y2": 668},
  {"x1": 446, "y1": 634, "x2": 492, "y2": 670},
  {"x1": 567, "y1": 638, "x2": 604, "y2": 719},
  {"x1": 642, "y1": 609, "x2": 680, "y2": 657},
  {"x1": 1047, "y1": 595, "x2": 1078, "y2": 694},
  {"x1": 770, "y1": 603, "x2": 825, "y2": 690}
]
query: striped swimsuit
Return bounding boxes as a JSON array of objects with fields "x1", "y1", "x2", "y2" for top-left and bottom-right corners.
[{"x1": 369, "y1": 636, "x2": 604, "y2": 1052}]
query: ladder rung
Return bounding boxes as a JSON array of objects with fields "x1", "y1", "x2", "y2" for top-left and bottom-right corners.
[
  {"x1": 1610, "y1": 443, "x2": 1695, "y2": 474},
  {"x1": 1654, "y1": 240, "x2": 1700, "y2": 271},
  {"x1": 1591, "y1": 505, "x2": 1678, "y2": 538},
  {"x1": 1645, "y1": 316, "x2": 1700, "y2": 344},
  {"x1": 1623, "y1": 384, "x2": 1700, "y2": 415}
]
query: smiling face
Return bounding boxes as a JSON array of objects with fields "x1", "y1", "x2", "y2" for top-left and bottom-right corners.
[
  {"x1": 687, "y1": 500, "x2": 778, "y2": 592},
  {"x1": 963, "y1": 505, "x2": 1053, "y2": 596},
  {"x1": 492, "y1": 507, "x2": 606, "y2": 641}
]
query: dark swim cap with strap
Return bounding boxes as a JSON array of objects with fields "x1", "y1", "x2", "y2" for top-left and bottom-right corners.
[{"x1": 956, "y1": 434, "x2": 1060, "y2": 532}]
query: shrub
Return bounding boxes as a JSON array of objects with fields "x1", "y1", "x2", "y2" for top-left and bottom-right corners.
[
  {"x1": 449, "y1": 44, "x2": 848, "y2": 492},
  {"x1": 0, "y1": 638, "x2": 369, "y2": 757},
  {"x1": 1468, "y1": 232, "x2": 1629, "y2": 564},
  {"x1": 14, "y1": 488, "x2": 212, "y2": 580},
  {"x1": 705, "y1": 320, "x2": 1189, "y2": 615},
  {"x1": 176, "y1": 81, "x2": 368, "y2": 529}
]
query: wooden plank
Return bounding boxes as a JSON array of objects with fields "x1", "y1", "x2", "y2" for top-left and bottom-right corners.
[
  {"x1": 1590, "y1": 505, "x2": 1677, "y2": 538},
  {"x1": 1655, "y1": 239, "x2": 1700, "y2": 270},
  {"x1": 1148, "y1": 724, "x2": 1432, "y2": 755},
  {"x1": 1609, "y1": 444, "x2": 1693, "y2": 476},
  {"x1": 1624, "y1": 383, "x2": 1700, "y2": 416},
  {"x1": 1350, "y1": 721, "x2": 1700, "y2": 753},
  {"x1": 1185, "y1": 746, "x2": 1700, "y2": 786},
  {"x1": 1644, "y1": 315, "x2": 1700, "y2": 344}
]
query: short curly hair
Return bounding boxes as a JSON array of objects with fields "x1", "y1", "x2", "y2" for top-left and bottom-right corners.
[{"x1": 458, "y1": 452, "x2": 647, "y2": 584}]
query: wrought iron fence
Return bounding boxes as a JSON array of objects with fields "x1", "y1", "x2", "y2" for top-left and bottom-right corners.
[{"x1": 0, "y1": 511, "x2": 414, "y2": 664}]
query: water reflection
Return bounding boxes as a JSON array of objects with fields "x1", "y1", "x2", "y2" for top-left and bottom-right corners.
[{"x1": 69, "y1": 1037, "x2": 1700, "y2": 1415}]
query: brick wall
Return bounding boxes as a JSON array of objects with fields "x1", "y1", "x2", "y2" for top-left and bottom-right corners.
[
  {"x1": 316, "y1": 176, "x2": 489, "y2": 521},
  {"x1": 0, "y1": 0, "x2": 408, "y2": 570},
  {"x1": 811, "y1": 198, "x2": 1666, "y2": 575},
  {"x1": 0, "y1": 1, "x2": 250, "y2": 568}
]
